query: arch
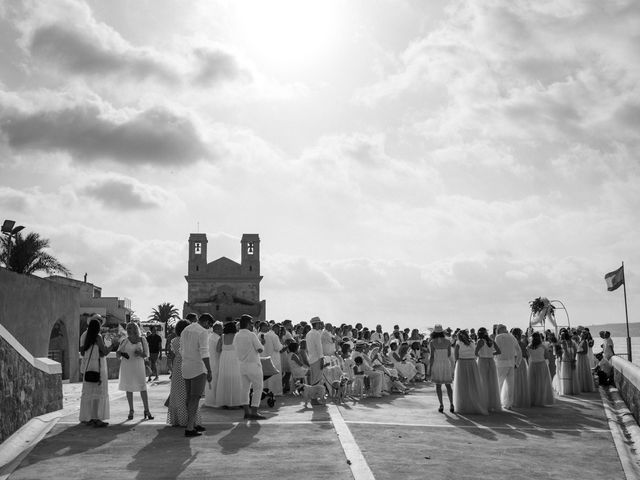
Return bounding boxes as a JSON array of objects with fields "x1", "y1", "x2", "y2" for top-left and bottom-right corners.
[{"x1": 48, "y1": 319, "x2": 70, "y2": 380}]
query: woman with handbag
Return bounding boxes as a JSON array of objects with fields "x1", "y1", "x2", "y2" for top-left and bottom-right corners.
[
  {"x1": 117, "y1": 322, "x2": 154, "y2": 420},
  {"x1": 79, "y1": 316, "x2": 110, "y2": 427}
]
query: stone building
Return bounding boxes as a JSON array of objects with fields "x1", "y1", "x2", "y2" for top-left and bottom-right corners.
[{"x1": 183, "y1": 233, "x2": 266, "y2": 321}]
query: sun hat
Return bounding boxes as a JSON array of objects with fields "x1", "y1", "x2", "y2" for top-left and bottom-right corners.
[
  {"x1": 433, "y1": 324, "x2": 443, "y2": 333},
  {"x1": 310, "y1": 316, "x2": 322, "y2": 325}
]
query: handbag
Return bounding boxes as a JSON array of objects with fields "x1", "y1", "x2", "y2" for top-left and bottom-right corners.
[{"x1": 83, "y1": 344, "x2": 101, "y2": 383}]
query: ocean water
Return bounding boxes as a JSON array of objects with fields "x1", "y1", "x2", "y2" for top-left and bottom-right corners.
[{"x1": 610, "y1": 337, "x2": 640, "y2": 365}]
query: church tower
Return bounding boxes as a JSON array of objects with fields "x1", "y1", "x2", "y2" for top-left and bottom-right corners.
[
  {"x1": 188, "y1": 233, "x2": 208, "y2": 276},
  {"x1": 241, "y1": 234, "x2": 260, "y2": 277}
]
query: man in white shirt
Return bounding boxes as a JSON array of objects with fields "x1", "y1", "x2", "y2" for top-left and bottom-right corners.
[
  {"x1": 180, "y1": 313, "x2": 213, "y2": 436},
  {"x1": 493, "y1": 324, "x2": 522, "y2": 410},
  {"x1": 370, "y1": 325, "x2": 383, "y2": 344},
  {"x1": 234, "y1": 314, "x2": 266, "y2": 420},
  {"x1": 306, "y1": 317, "x2": 325, "y2": 385}
]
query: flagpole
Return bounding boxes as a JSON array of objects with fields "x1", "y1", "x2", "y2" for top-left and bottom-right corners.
[{"x1": 622, "y1": 261, "x2": 631, "y2": 362}]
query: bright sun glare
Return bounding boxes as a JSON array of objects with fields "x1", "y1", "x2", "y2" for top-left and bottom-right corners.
[{"x1": 233, "y1": 0, "x2": 341, "y2": 72}]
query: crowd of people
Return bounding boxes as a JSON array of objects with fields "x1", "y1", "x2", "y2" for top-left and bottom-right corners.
[{"x1": 78, "y1": 313, "x2": 616, "y2": 431}]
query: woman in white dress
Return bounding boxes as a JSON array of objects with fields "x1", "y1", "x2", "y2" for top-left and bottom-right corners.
[
  {"x1": 475, "y1": 327, "x2": 502, "y2": 412},
  {"x1": 203, "y1": 322, "x2": 223, "y2": 407},
  {"x1": 555, "y1": 329, "x2": 580, "y2": 396},
  {"x1": 527, "y1": 332, "x2": 554, "y2": 406},
  {"x1": 79, "y1": 316, "x2": 110, "y2": 427},
  {"x1": 117, "y1": 322, "x2": 153, "y2": 420},
  {"x1": 576, "y1": 330, "x2": 595, "y2": 393},
  {"x1": 215, "y1": 322, "x2": 245, "y2": 408},
  {"x1": 453, "y1": 330, "x2": 488, "y2": 415},
  {"x1": 512, "y1": 328, "x2": 530, "y2": 408},
  {"x1": 429, "y1": 325, "x2": 454, "y2": 413}
]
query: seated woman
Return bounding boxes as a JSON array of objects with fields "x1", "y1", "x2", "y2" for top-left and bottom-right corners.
[
  {"x1": 370, "y1": 345, "x2": 408, "y2": 394},
  {"x1": 287, "y1": 341, "x2": 309, "y2": 386},
  {"x1": 389, "y1": 340, "x2": 417, "y2": 382}
]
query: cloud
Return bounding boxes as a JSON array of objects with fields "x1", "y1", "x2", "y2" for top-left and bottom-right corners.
[
  {"x1": 0, "y1": 96, "x2": 210, "y2": 166},
  {"x1": 192, "y1": 46, "x2": 252, "y2": 86},
  {"x1": 44, "y1": 223, "x2": 187, "y2": 313},
  {"x1": 79, "y1": 175, "x2": 169, "y2": 210},
  {"x1": 29, "y1": 23, "x2": 179, "y2": 83},
  {"x1": 0, "y1": 186, "x2": 32, "y2": 212},
  {"x1": 355, "y1": 1, "x2": 640, "y2": 151}
]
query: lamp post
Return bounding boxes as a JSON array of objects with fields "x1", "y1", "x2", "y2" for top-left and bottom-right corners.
[{"x1": 1, "y1": 219, "x2": 25, "y2": 266}]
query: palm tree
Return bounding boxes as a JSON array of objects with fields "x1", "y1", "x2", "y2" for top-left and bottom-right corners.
[
  {"x1": 0, "y1": 231, "x2": 71, "y2": 276},
  {"x1": 148, "y1": 302, "x2": 181, "y2": 326}
]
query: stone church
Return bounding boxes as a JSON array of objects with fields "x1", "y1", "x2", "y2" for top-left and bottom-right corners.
[{"x1": 183, "y1": 233, "x2": 266, "y2": 322}]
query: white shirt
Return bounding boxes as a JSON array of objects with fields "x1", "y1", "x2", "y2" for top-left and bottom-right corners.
[
  {"x1": 234, "y1": 329, "x2": 263, "y2": 366},
  {"x1": 263, "y1": 330, "x2": 283, "y2": 358},
  {"x1": 180, "y1": 322, "x2": 209, "y2": 379},
  {"x1": 306, "y1": 328, "x2": 324, "y2": 364},
  {"x1": 494, "y1": 332, "x2": 522, "y2": 368},
  {"x1": 370, "y1": 332, "x2": 383, "y2": 343}
]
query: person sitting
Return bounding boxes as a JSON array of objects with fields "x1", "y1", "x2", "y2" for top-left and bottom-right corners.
[{"x1": 594, "y1": 352, "x2": 614, "y2": 387}]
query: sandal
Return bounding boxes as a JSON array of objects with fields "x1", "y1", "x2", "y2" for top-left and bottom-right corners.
[
  {"x1": 438, "y1": 405, "x2": 444, "y2": 413},
  {"x1": 127, "y1": 410, "x2": 134, "y2": 420},
  {"x1": 93, "y1": 420, "x2": 109, "y2": 428}
]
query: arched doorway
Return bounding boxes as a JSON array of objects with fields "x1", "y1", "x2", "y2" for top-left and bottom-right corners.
[{"x1": 48, "y1": 319, "x2": 69, "y2": 380}]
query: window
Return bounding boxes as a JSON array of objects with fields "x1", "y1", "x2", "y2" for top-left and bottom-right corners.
[
  {"x1": 247, "y1": 242, "x2": 254, "y2": 255},
  {"x1": 194, "y1": 242, "x2": 202, "y2": 255}
]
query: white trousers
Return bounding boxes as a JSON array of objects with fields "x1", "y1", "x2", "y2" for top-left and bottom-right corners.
[
  {"x1": 497, "y1": 365, "x2": 515, "y2": 408},
  {"x1": 240, "y1": 363, "x2": 264, "y2": 408}
]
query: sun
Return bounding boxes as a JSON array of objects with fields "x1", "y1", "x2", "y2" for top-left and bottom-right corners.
[{"x1": 231, "y1": 0, "x2": 343, "y2": 73}]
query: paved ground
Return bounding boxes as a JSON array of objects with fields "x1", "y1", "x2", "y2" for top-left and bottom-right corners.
[{"x1": 2, "y1": 377, "x2": 637, "y2": 480}]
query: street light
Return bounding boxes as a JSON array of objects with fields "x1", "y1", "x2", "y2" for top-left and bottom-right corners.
[{"x1": 1, "y1": 219, "x2": 25, "y2": 264}]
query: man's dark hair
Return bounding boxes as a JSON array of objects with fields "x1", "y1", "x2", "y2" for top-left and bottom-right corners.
[
  {"x1": 186, "y1": 313, "x2": 197, "y2": 322},
  {"x1": 239, "y1": 314, "x2": 253, "y2": 329},
  {"x1": 199, "y1": 313, "x2": 214, "y2": 324}
]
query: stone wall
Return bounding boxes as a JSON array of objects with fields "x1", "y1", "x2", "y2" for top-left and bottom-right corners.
[
  {"x1": 0, "y1": 268, "x2": 80, "y2": 381},
  {"x1": 0, "y1": 329, "x2": 62, "y2": 443},
  {"x1": 612, "y1": 356, "x2": 640, "y2": 424}
]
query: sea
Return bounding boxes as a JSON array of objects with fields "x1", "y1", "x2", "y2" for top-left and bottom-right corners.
[{"x1": 610, "y1": 337, "x2": 640, "y2": 365}]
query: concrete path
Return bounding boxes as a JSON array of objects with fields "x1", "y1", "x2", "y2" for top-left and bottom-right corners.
[{"x1": 2, "y1": 377, "x2": 638, "y2": 480}]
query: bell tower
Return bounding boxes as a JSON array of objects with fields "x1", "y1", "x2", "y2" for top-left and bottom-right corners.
[
  {"x1": 241, "y1": 234, "x2": 260, "y2": 276},
  {"x1": 188, "y1": 233, "x2": 208, "y2": 275}
]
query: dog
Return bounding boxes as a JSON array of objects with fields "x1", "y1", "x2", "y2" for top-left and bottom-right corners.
[
  {"x1": 329, "y1": 376, "x2": 351, "y2": 403},
  {"x1": 322, "y1": 365, "x2": 349, "y2": 402},
  {"x1": 294, "y1": 380, "x2": 326, "y2": 408}
]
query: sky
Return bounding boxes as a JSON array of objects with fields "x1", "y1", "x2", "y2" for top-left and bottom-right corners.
[{"x1": 1, "y1": 0, "x2": 639, "y2": 333}]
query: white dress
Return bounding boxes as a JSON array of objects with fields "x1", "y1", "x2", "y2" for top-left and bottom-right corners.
[
  {"x1": 79, "y1": 335, "x2": 110, "y2": 422},
  {"x1": 453, "y1": 342, "x2": 488, "y2": 415},
  {"x1": 215, "y1": 334, "x2": 245, "y2": 407},
  {"x1": 118, "y1": 337, "x2": 148, "y2": 392}
]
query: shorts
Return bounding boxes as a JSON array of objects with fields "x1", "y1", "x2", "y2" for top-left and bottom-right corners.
[{"x1": 184, "y1": 373, "x2": 207, "y2": 397}]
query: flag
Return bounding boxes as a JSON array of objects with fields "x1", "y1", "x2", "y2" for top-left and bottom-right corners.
[{"x1": 605, "y1": 265, "x2": 625, "y2": 292}]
